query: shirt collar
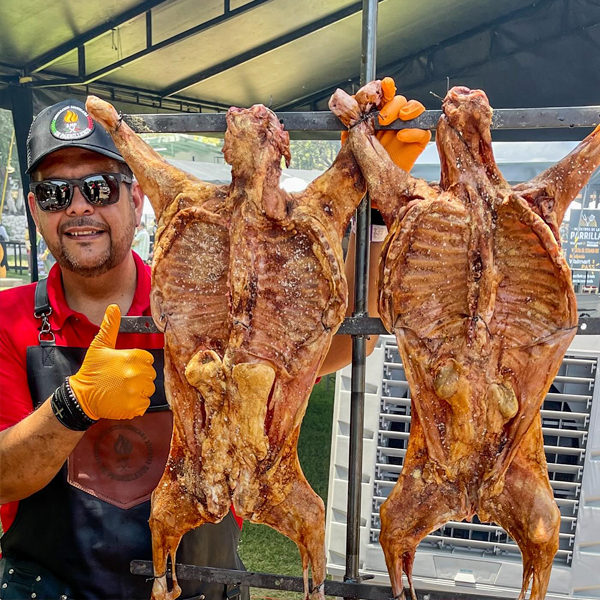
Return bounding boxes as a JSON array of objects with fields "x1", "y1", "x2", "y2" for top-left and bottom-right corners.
[{"x1": 47, "y1": 251, "x2": 151, "y2": 330}]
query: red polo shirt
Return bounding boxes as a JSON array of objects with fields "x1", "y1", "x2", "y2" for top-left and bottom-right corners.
[{"x1": 0, "y1": 251, "x2": 242, "y2": 533}]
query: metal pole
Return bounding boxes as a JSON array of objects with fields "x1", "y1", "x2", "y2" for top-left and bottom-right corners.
[
  {"x1": 9, "y1": 85, "x2": 37, "y2": 282},
  {"x1": 345, "y1": 0, "x2": 378, "y2": 586}
]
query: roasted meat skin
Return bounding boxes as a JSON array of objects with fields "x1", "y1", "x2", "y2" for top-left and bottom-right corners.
[
  {"x1": 86, "y1": 98, "x2": 367, "y2": 600},
  {"x1": 330, "y1": 84, "x2": 600, "y2": 600}
]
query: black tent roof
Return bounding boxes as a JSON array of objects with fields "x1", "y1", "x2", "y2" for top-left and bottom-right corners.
[{"x1": 1, "y1": 0, "x2": 599, "y2": 142}]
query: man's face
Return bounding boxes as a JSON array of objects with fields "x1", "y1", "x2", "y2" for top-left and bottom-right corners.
[{"x1": 28, "y1": 148, "x2": 143, "y2": 277}]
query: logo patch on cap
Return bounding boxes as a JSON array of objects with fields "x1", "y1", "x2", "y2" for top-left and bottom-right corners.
[{"x1": 50, "y1": 105, "x2": 94, "y2": 140}]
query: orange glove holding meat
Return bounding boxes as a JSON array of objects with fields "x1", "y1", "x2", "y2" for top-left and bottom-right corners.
[
  {"x1": 69, "y1": 305, "x2": 155, "y2": 421},
  {"x1": 376, "y1": 77, "x2": 431, "y2": 172},
  {"x1": 342, "y1": 77, "x2": 431, "y2": 174}
]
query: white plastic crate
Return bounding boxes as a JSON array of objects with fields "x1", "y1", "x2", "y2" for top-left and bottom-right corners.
[{"x1": 325, "y1": 335, "x2": 600, "y2": 598}]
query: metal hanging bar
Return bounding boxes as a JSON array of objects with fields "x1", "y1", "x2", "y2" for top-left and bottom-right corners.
[
  {"x1": 345, "y1": 0, "x2": 378, "y2": 590},
  {"x1": 119, "y1": 316, "x2": 600, "y2": 335},
  {"x1": 130, "y1": 561, "x2": 489, "y2": 600},
  {"x1": 122, "y1": 105, "x2": 600, "y2": 134}
]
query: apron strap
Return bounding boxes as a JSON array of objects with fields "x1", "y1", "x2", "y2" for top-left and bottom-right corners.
[
  {"x1": 34, "y1": 277, "x2": 50, "y2": 317},
  {"x1": 34, "y1": 277, "x2": 55, "y2": 345}
]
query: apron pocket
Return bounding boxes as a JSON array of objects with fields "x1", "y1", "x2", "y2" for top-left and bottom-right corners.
[
  {"x1": 67, "y1": 411, "x2": 173, "y2": 509},
  {"x1": 0, "y1": 557, "x2": 72, "y2": 600}
]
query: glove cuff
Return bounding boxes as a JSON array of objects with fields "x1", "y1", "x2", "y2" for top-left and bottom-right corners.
[{"x1": 51, "y1": 378, "x2": 98, "y2": 431}]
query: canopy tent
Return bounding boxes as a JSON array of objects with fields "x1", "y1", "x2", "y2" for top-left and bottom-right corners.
[{"x1": 1, "y1": 0, "x2": 599, "y2": 140}]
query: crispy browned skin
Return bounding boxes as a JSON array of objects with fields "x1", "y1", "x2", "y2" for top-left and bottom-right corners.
[
  {"x1": 330, "y1": 84, "x2": 600, "y2": 600},
  {"x1": 86, "y1": 97, "x2": 367, "y2": 600}
]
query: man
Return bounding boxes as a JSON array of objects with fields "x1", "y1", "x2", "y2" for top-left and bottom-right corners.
[
  {"x1": 0, "y1": 84, "x2": 428, "y2": 599},
  {"x1": 0, "y1": 99, "x2": 246, "y2": 600},
  {"x1": 132, "y1": 221, "x2": 150, "y2": 263}
]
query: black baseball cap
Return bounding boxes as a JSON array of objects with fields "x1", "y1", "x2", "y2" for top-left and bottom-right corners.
[{"x1": 26, "y1": 98, "x2": 125, "y2": 174}]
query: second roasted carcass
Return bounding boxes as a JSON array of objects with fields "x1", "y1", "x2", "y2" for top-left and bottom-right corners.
[
  {"x1": 330, "y1": 83, "x2": 600, "y2": 600},
  {"x1": 86, "y1": 98, "x2": 368, "y2": 600}
]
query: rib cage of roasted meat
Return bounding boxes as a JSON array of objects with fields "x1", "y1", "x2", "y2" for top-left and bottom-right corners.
[
  {"x1": 330, "y1": 83, "x2": 600, "y2": 600},
  {"x1": 86, "y1": 97, "x2": 367, "y2": 600}
]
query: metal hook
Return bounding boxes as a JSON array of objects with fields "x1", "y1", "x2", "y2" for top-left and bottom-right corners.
[
  {"x1": 37, "y1": 306, "x2": 55, "y2": 343},
  {"x1": 349, "y1": 110, "x2": 380, "y2": 130}
]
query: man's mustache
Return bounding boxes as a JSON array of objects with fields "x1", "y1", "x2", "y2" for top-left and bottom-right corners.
[{"x1": 59, "y1": 218, "x2": 109, "y2": 235}]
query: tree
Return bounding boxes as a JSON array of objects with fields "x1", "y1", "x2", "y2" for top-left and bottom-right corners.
[{"x1": 289, "y1": 140, "x2": 341, "y2": 171}]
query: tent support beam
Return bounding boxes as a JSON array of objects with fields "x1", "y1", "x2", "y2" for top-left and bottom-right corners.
[
  {"x1": 28, "y1": 0, "x2": 276, "y2": 88},
  {"x1": 161, "y1": 1, "x2": 383, "y2": 99},
  {"x1": 26, "y1": 0, "x2": 173, "y2": 74},
  {"x1": 8, "y1": 85, "x2": 37, "y2": 282}
]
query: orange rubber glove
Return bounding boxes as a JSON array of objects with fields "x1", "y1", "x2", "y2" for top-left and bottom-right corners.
[
  {"x1": 376, "y1": 77, "x2": 431, "y2": 173},
  {"x1": 341, "y1": 77, "x2": 431, "y2": 175},
  {"x1": 69, "y1": 305, "x2": 155, "y2": 421}
]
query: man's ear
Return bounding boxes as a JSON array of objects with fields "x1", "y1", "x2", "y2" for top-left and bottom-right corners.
[
  {"x1": 27, "y1": 192, "x2": 41, "y2": 230},
  {"x1": 131, "y1": 181, "x2": 145, "y2": 226}
]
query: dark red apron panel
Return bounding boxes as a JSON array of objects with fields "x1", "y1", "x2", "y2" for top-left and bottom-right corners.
[{"x1": 68, "y1": 412, "x2": 173, "y2": 509}]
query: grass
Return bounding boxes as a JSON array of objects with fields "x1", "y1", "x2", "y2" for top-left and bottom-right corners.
[
  {"x1": 3, "y1": 269, "x2": 26, "y2": 279},
  {"x1": 238, "y1": 376, "x2": 336, "y2": 600}
]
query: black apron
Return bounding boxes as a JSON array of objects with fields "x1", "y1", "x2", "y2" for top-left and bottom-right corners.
[{"x1": 0, "y1": 279, "x2": 248, "y2": 600}]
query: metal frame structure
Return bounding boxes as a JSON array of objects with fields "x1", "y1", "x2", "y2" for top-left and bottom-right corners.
[
  {"x1": 120, "y1": 1, "x2": 598, "y2": 597},
  {"x1": 3, "y1": 0, "x2": 599, "y2": 595},
  {"x1": 9, "y1": 100, "x2": 600, "y2": 286},
  {"x1": 129, "y1": 561, "x2": 493, "y2": 600}
]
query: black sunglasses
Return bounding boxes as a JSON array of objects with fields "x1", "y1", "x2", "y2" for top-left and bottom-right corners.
[{"x1": 29, "y1": 173, "x2": 133, "y2": 212}]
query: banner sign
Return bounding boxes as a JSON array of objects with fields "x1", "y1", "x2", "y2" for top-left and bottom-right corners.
[{"x1": 565, "y1": 209, "x2": 600, "y2": 289}]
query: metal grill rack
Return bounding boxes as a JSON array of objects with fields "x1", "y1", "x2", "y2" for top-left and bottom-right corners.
[
  {"x1": 371, "y1": 336, "x2": 595, "y2": 565},
  {"x1": 122, "y1": 74, "x2": 600, "y2": 600}
]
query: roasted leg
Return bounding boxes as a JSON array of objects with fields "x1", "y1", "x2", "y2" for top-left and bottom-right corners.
[
  {"x1": 86, "y1": 96, "x2": 218, "y2": 222},
  {"x1": 513, "y1": 123, "x2": 600, "y2": 227},
  {"x1": 252, "y1": 433, "x2": 326, "y2": 600},
  {"x1": 479, "y1": 419, "x2": 560, "y2": 600},
  {"x1": 379, "y1": 416, "x2": 466, "y2": 600},
  {"x1": 328, "y1": 86, "x2": 437, "y2": 229},
  {"x1": 150, "y1": 442, "x2": 206, "y2": 600}
]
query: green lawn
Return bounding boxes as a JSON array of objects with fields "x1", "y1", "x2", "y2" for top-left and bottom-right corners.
[{"x1": 238, "y1": 376, "x2": 336, "y2": 600}]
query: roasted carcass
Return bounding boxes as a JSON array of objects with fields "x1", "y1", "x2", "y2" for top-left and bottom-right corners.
[
  {"x1": 330, "y1": 83, "x2": 600, "y2": 600},
  {"x1": 86, "y1": 97, "x2": 367, "y2": 600}
]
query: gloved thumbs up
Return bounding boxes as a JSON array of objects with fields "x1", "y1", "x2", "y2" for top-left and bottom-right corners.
[
  {"x1": 90, "y1": 304, "x2": 121, "y2": 350},
  {"x1": 68, "y1": 304, "x2": 156, "y2": 421}
]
